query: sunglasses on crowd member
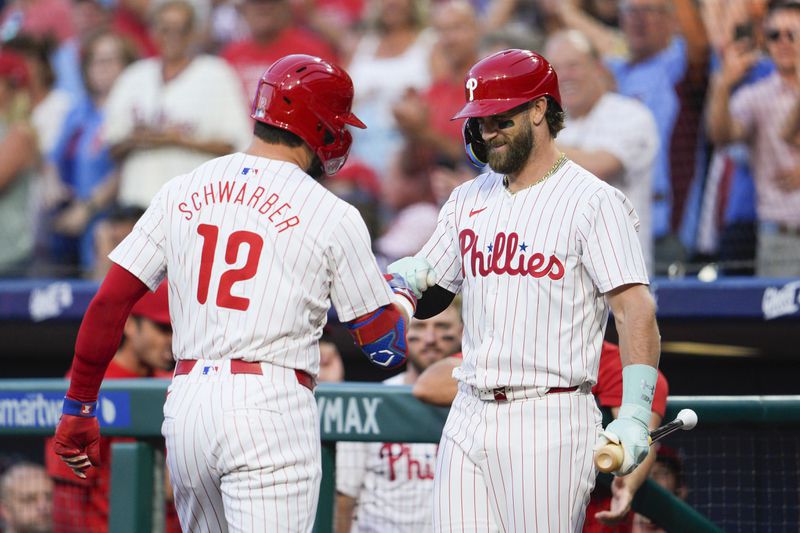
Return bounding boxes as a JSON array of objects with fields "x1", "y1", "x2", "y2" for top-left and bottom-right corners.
[{"x1": 766, "y1": 28, "x2": 796, "y2": 43}]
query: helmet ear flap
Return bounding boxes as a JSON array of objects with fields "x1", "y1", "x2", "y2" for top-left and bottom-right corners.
[{"x1": 463, "y1": 118, "x2": 488, "y2": 168}]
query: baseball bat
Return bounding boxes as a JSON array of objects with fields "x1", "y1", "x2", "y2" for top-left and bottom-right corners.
[{"x1": 594, "y1": 409, "x2": 698, "y2": 474}]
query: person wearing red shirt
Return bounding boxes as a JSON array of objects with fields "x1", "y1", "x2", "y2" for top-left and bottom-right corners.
[
  {"x1": 413, "y1": 340, "x2": 669, "y2": 532},
  {"x1": 393, "y1": 1, "x2": 481, "y2": 164},
  {"x1": 220, "y1": 0, "x2": 336, "y2": 104},
  {"x1": 45, "y1": 282, "x2": 175, "y2": 533}
]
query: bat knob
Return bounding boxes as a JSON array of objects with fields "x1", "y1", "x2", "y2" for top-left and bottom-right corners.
[{"x1": 595, "y1": 444, "x2": 624, "y2": 474}]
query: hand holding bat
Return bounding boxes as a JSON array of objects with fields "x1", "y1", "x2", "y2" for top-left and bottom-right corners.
[{"x1": 595, "y1": 409, "x2": 698, "y2": 474}]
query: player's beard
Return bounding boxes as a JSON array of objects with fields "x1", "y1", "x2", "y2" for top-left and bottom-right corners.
[{"x1": 486, "y1": 118, "x2": 534, "y2": 176}]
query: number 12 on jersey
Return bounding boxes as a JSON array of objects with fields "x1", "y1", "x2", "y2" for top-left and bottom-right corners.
[{"x1": 196, "y1": 223, "x2": 263, "y2": 311}]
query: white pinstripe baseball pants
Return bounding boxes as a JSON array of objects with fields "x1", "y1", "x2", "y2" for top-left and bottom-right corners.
[
  {"x1": 162, "y1": 361, "x2": 321, "y2": 533},
  {"x1": 432, "y1": 382, "x2": 601, "y2": 532}
]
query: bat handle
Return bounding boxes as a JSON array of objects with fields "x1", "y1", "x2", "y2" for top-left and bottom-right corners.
[{"x1": 595, "y1": 443, "x2": 624, "y2": 473}]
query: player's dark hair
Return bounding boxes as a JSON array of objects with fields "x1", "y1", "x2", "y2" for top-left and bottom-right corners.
[
  {"x1": 254, "y1": 121, "x2": 305, "y2": 148},
  {"x1": 767, "y1": 0, "x2": 800, "y2": 16},
  {"x1": 544, "y1": 96, "x2": 565, "y2": 138}
]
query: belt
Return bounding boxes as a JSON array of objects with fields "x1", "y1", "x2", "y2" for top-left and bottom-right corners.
[
  {"x1": 475, "y1": 384, "x2": 582, "y2": 402},
  {"x1": 173, "y1": 359, "x2": 316, "y2": 392}
]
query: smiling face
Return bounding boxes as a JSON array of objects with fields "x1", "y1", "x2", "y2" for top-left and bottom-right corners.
[{"x1": 544, "y1": 31, "x2": 605, "y2": 118}]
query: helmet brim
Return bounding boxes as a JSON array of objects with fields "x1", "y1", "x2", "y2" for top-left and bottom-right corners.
[
  {"x1": 344, "y1": 113, "x2": 367, "y2": 129},
  {"x1": 451, "y1": 97, "x2": 532, "y2": 120}
]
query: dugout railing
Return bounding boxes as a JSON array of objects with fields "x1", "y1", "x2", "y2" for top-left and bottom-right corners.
[{"x1": 1, "y1": 379, "x2": 798, "y2": 532}]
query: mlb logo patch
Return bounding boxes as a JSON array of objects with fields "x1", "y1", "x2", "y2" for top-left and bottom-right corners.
[
  {"x1": 241, "y1": 168, "x2": 259, "y2": 176},
  {"x1": 202, "y1": 365, "x2": 220, "y2": 376}
]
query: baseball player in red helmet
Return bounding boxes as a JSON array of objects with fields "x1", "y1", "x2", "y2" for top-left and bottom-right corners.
[
  {"x1": 51, "y1": 54, "x2": 418, "y2": 532},
  {"x1": 389, "y1": 48, "x2": 661, "y2": 531}
]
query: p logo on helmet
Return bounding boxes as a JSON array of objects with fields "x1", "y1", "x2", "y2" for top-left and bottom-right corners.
[{"x1": 466, "y1": 77, "x2": 478, "y2": 102}]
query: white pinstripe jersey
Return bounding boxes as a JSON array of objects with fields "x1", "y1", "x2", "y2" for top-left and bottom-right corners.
[
  {"x1": 336, "y1": 373, "x2": 437, "y2": 533},
  {"x1": 419, "y1": 160, "x2": 648, "y2": 390},
  {"x1": 109, "y1": 152, "x2": 393, "y2": 376}
]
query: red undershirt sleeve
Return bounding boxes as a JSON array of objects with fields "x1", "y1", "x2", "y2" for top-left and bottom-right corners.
[{"x1": 66, "y1": 264, "x2": 150, "y2": 402}]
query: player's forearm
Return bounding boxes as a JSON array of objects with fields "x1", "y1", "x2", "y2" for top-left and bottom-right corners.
[
  {"x1": 67, "y1": 264, "x2": 150, "y2": 402},
  {"x1": 610, "y1": 285, "x2": 660, "y2": 368}
]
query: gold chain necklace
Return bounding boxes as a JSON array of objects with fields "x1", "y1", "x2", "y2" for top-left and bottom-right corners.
[{"x1": 503, "y1": 153, "x2": 567, "y2": 191}]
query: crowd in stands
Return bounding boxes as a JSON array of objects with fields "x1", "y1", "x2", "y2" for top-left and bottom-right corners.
[{"x1": 0, "y1": 0, "x2": 797, "y2": 278}]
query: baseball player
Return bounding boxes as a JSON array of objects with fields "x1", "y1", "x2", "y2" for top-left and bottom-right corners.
[
  {"x1": 51, "y1": 54, "x2": 418, "y2": 533},
  {"x1": 388, "y1": 49, "x2": 661, "y2": 532},
  {"x1": 336, "y1": 298, "x2": 463, "y2": 533},
  {"x1": 412, "y1": 341, "x2": 670, "y2": 532}
]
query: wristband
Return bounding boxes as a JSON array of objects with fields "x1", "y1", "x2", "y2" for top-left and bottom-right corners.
[
  {"x1": 620, "y1": 364, "x2": 657, "y2": 426},
  {"x1": 62, "y1": 397, "x2": 98, "y2": 418}
]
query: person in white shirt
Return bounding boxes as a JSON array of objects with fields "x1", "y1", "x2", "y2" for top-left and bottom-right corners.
[{"x1": 547, "y1": 29, "x2": 659, "y2": 274}]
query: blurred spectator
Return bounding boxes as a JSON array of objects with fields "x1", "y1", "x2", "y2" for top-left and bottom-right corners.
[
  {"x1": 0, "y1": 462, "x2": 53, "y2": 533},
  {"x1": 0, "y1": 0, "x2": 75, "y2": 44},
  {"x1": 393, "y1": 0, "x2": 481, "y2": 164},
  {"x1": 347, "y1": 0, "x2": 435, "y2": 176},
  {"x1": 479, "y1": 22, "x2": 544, "y2": 56},
  {"x1": 111, "y1": 0, "x2": 158, "y2": 58},
  {"x1": 103, "y1": 0, "x2": 250, "y2": 209},
  {"x1": 336, "y1": 299, "x2": 462, "y2": 533},
  {"x1": 547, "y1": 29, "x2": 659, "y2": 273},
  {"x1": 481, "y1": 0, "x2": 562, "y2": 37},
  {"x1": 91, "y1": 204, "x2": 145, "y2": 280},
  {"x1": 51, "y1": 0, "x2": 113, "y2": 102},
  {"x1": 319, "y1": 335, "x2": 345, "y2": 383},
  {"x1": 632, "y1": 445, "x2": 687, "y2": 532},
  {"x1": 602, "y1": 0, "x2": 708, "y2": 274},
  {"x1": 45, "y1": 31, "x2": 137, "y2": 276},
  {"x1": 323, "y1": 159, "x2": 382, "y2": 239},
  {"x1": 429, "y1": 156, "x2": 474, "y2": 206},
  {"x1": 680, "y1": 0, "x2": 773, "y2": 275},
  {"x1": 45, "y1": 282, "x2": 175, "y2": 533},
  {"x1": 209, "y1": 0, "x2": 250, "y2": 51},
  {"x1": 557, "y1": 0, "x2": 628, "y2": 57},
  {"x1": 220, "y1": 0, "x2": 337, "y2": 105},
  {"x1": 0, "y1": 50, "x2": 38, "y2": 277},
  {"x1": 707, "y1": 0, "x2": 800, "y2": 277},
  {"x1": 374, "y1": 143, "x2": 438, "y2": 267},
  {"x1": 4, "y1": 35, "x2": 73, "y2": 159}
]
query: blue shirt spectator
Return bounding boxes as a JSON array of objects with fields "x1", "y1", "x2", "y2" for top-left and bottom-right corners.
[{"x1": 607, "y1": 36, "x2": 688, "y2": 239}]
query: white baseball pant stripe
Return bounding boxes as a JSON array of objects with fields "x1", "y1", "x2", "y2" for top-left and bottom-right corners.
[
  {"x1": 433, "y1": 382, "x2": 601, "y2": 532},
  {"x1": 162, "y1": 360, "x2": 321, "y2": 533}
]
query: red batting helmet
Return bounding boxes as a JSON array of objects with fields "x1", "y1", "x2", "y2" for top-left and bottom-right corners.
[
  {"x1": 251, "y1": 54, "x2": 366, "y2": 176},
  {"x1": 452, "y1": 49, "x2": 561, "y2": 167},
  {"x1": 452, "y1": 49, "x2": 561, "y2": 120}
]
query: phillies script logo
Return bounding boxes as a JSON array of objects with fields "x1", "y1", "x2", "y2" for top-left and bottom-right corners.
[{"x1": 459, "y1": 229, "x2": 565, "y2": 279}]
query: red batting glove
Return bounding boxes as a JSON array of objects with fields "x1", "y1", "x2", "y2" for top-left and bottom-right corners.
[{"x1": 53, "y1": 414, "x2": 101, "y2": 479}]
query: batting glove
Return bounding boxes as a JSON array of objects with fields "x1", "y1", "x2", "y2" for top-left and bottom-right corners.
[
  {"x1": 387, "y1": 257, "x2": 436, "y2": 298},
  {"x1": 595, "y1": 414, "x2": 650, "y2": 476},
  {"x1": 53, "y1": 397, "x2": 101, "y2": 479},
  {"x1": 596, "y1": 364, "x2": 658, "y2": 476}
]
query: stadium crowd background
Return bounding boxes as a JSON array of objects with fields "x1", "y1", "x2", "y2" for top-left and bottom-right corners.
[
  {"x1": 0, "y1": 0, "x2": 798, "y2": 531},
  {"x1": 0, "y1": 0, "x2": 797, "y2": 280}
]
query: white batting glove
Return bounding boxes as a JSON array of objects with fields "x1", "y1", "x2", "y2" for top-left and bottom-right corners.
[{"x1": 387, "y1": 257, "x2": 436, "y2": 298}]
